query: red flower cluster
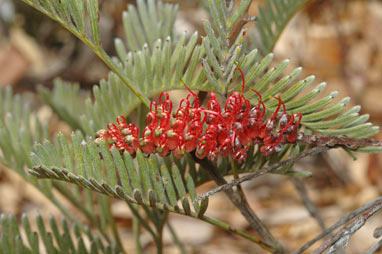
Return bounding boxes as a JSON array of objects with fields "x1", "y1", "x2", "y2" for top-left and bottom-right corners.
[{"x1": 95, "y1": 67, "x2": 302, "y2": 163}]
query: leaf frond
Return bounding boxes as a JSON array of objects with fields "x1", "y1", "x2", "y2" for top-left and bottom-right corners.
[
  {"x1": 121, "y1": 0, "x2": 178, "y2": 51},
  {"x1": 29, "y1": 133, "x2": 208, "y2": 218},
  {"x1": 38, "y1": 79, "x2": 88, "y2": 132},
  {"x1": 0, "y1": 87, "x2": 122, "y2": 248},
  {"x1": 29, "y1": 133, "x2": 270, "y2": 245},
  {"x1": 251, "y1": 0, "x2": 310, "y2": 54},
  {"x1": 0, "y1": 87, "x2": 49, "y2": 183},
  {"x1": 239, "y1": 55, "x2": 379, "y2": 140},
  {"x1": 200, "y1": 15, "x2": 379, "y2": 145},
  {"x1": 0, "y1": 214, "x2": 119, "y2": 254},
  {"x1": 44, "y1": 32, "x2": 206, "y2": 133}
]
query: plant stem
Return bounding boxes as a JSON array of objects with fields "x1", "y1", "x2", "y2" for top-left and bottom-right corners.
[
  {"x1": 104, "y1": 196, "x2": 126, "y2": 253},
  {"x1": 201, "y1": 215, "x2": 276, "y2": 252},
  {"x1": 126, "y1": 203, "x2": 157, "y2": 238},
  {"x1": 226, "y1": 185, "x2": 284, "y2": 253},
  {"x1": 142, "y1": 205, "x2": 160, "y2": 228},
  {"x1": 154, "y1": 211, "x2": 168, "y2": 254},
  {"x1": 166, "y1": 221, "x2": 187, "y2": 254},
  {"x1": 231, "y1": 160, "x2": 282, "y2": 250},
  {"x1": 291, "y1": 178, "x2": 326, "y2": 231},
  {"x1": 196, "y1": 146, "x2": 332, "y2": 200},
  {"x1": 192, "y1": 153, "x2": 284, "y2": 253},
  {"x1": 133, "y1": 217, "x2": 143, "y2": 254},
  {"x1": 231, "y1": 158, "x2": 245, "y2": 200},
  {"x1": 155, "y1": 237, "x2": 163, "y2": 254}
]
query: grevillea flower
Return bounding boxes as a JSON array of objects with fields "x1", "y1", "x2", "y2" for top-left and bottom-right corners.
[{"x1": 95, "y1": 66, "x2": 302, "y2": 163}]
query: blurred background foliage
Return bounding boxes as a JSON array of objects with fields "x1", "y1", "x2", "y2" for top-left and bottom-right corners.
[{"x1": 0, "y1": 0, "x2": 381, "y2": 253}]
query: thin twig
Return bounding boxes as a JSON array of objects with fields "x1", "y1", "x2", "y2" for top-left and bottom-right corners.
[
  {"x1": 133, "y1": 217, "x2": 142, "y2": 254},
  {"x1": 291, "y1": 178, "x2": 326, "y2": 231},
  {"x1": 191, "y1": 152, "x2": 284, "y2": 253},
  {"x1": 313, "y1": 199, "x2": 382, "y2": 254},
  {"x1": 196, "y1": 146, "x2": 331, "y2": 201},
  {"x1": 201, "y1": 215, "x2": 276, "y2": 252},
  {"x1": 166, "y1": 221, "x2": 187, "y2": 254},
  {"x1": 126, "y1": 203, "x2": 157, "y2": 238},
  {"x1": 155, "y1": 211, "x2": 168, "y2": 254},
  {"x1": 231, "y1": 158, "x2": 246, "y2": 207},
  {"x1": 105, "y1": 197, "x2": 126, "y2": 253},
  {"x1": 362, "y1": 240, "x2": 382, "y2": 254},
  {"x1": 292, "y1": 197, "x2": 382, "y2": 254},
  {"x1": 296, "y1": 135, "x2": 382, "y2": 149}
]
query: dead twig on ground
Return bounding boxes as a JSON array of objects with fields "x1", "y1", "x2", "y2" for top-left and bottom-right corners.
[
  {"x1": 313, "y1": 198, "x2": 382, "y2": 254},
  {"x1": 291, "y1": 178, "x2": 326, "y2": 231},
  {"x1": 293, "y1": 197, "x2": 382, "y2": 254}
]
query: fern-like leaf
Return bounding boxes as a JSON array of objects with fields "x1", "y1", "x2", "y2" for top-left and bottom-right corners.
[
  {"x1": 38, "y1": 79, "x2": 88, "y2": 132},
  {"x1": 202, "y1": 2, "x2": 379, "y2": 151},
  {"x1": 0, "y1": 87, "x2": 123, "y2": 249},
  {"x1": 29, "y1": 133, "x2": 207, "y2": 218},
  {"x1": 35, "y1": 0, "x2": 380, "y2": 171},
  {"x1": 65, "y1": 34, "x2": 204, "y2": 133},
  {"x1": 238, "y1": 53, "x2": 379, "y2": 141},
  {"x1": 0, "y1": 214, "x2": 119, "y2": 254},
  {"x1": 28, "y1": 133, "x2": 266, "y2": 245},
  {"x1": 121, "y1": 0, "x2": 178, "y2": 51},
  {"x1": 200, "y1": 10, "x2": 379, "y2": 176},
  {"x1": 202, "y1": 7, "x2": 378, "y2": 151},
  {"x1": 0, "y1": 87, "x2": 62, "y2": 208},
  {"x1": 38, "y1": 0, "x2": 206, "y2": 133},
  {"x1": 113, "y1": 30, "x2": 208, "y2": 108},
  {"x1": 251, "y1": 0, "x2": 310, "y2": 54}
]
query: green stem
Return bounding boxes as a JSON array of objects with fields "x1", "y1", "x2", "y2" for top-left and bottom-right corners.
[
  {"x1": 192, "y1": 153, "x2": 283, "y2": 253},
  {"x1": 155, "y1": 237, "x2": 163, "y2": 254},
  {"x1": 154, "y1": 211, "x2": 168, "y2": 254},
  {"x1": 133, "y1": 217, "x2": 143, "y2": 254},
  {"x1": 166, "y1": 221, "x2": 187, "y2": 254},
  {"x1": 126, "y1": 203, "x2": 157, "y2": 238},
  {"x1": 104, "y1": 197, "x2": 126, "y2": 253},
  {"x1": 96, "y1": 49, "x2": 150, "y2": 108},
  {"x1": 130, "y1": 202, "x2": 276, "y2": 253},
  {"x1": 201, "y1": 215, "x2": 276, "y2": 253},
  {"x1": 230, "y1": 158, "x2": 245, "y2": 195},
  {"x1": 142, "y1": 205, "x2": 160, "y2": 228}
]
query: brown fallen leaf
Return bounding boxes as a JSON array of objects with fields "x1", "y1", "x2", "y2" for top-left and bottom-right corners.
[{"x1": 0, "y1": 44, "x2": 30, "y2": 86}]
